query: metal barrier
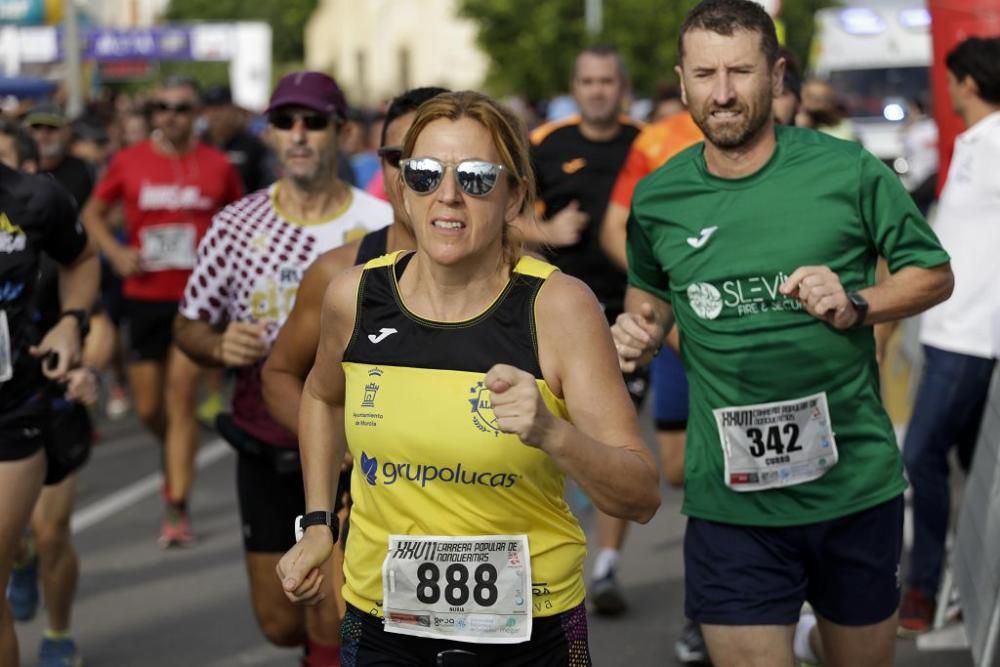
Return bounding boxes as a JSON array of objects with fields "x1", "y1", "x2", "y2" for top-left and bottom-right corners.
[{"x1": 954, "y1": 367, "x2": 1000, "y2": 666}]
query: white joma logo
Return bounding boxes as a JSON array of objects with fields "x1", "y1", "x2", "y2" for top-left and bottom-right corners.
[
  {"x1": 367, "y1": 328, "x2": 398, "y2": 344},
  {"x1": 687, "y1": 226, "x2": 718, "y2": 249}
]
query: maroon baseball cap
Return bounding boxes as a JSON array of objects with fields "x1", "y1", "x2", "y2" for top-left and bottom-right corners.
[{"x1": 266, "y1": 71, "x2": 349, "y2": 120}]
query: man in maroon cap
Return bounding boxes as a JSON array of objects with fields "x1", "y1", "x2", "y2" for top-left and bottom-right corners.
[{"x1": 173, "y1": 70, "x2": 391, "y2": 666}]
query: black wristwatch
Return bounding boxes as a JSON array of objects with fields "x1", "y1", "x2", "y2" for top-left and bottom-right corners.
[
  {"x1": 58, "y1": 309, "x2": 90, "y2": 339},
  {"x1": 295, "y1": 511, "x2": 339, "y2": 543},
  {"x1": 846, "y1": 291, "x2": 869, "y2": 329}
]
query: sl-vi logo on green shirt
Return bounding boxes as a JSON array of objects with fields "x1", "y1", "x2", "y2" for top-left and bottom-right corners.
[{"x1": 688, "y1": 272, "x2": 805, "y2": 321}]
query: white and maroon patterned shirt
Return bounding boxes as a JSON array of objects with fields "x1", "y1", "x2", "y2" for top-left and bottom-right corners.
[{"x1": 180, "y1": 182, "x2": 391, "y2": 447}]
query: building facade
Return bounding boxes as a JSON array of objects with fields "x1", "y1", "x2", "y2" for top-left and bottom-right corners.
[{"x1": 305, "y1": 0, "x2": 488, "y2": 107}]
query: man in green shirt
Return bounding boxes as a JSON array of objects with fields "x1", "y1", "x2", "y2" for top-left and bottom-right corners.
[{"x1": 612, "y1": 1, "x2": 954, "y2": 665}]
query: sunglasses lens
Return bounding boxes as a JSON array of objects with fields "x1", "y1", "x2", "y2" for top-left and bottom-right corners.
[
  {"x1": 269, "y1": 113, "x2": 330, "y2": 131},
  {"x1": 153, "y1": 102, "x2": 192, "y2": 114},
  {"x1": 378, "y1": 146, "x2": 403, "y2": 169},
  {"x1": 456, "y1": 161, "x2": 500, "y2": 196},
  {"x1": 302, "y1": 115, "x2": 331, "y2": 131},
  {"x1": 402, "y1": 158, "x2": 444, "y2": 194},
  {"x1": 269, "y1": 114, "x2": 291, "y2": 130}
]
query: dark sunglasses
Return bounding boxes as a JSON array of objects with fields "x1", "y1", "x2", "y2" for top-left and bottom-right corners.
[
  {"x1": 268, "y1": 111, "x2": 334, "y2": 131},
  {"x1": 377, "y1": 145, "x2": 402, "y2": 169},
  {"x1": 400, "y1": 157, "x2": 505, "y2": 197},
  {"x1": 150, "y1": 101, "x2": 195, "y2": 114}
]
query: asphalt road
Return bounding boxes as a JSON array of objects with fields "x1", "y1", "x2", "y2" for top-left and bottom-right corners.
[{"x1": 11, "y1": 410, "x2": 974, "y2": 666}]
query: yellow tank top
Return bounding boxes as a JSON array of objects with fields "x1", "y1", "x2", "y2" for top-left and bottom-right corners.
[{"x1": 341, "y1": 251, "x2": 587, "y2": 618}]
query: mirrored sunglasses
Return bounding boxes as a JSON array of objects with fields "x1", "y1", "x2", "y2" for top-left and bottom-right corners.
[{"x1": 400, "y1": 157, "x2": 505, "y2": 198}]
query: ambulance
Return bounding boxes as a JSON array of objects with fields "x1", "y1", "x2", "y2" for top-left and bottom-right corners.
[{"x1": 810, "y1": 0, "x2": 932, "y2": 180}]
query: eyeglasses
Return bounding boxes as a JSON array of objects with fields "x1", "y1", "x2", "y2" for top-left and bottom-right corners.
[
  {"x1": 400, "y1": 157, "x2": 505, "y2": 198},
  {"x1": 377, "y1": 145, "x2": 402, "y2": 169},
  {"x1": 268, "y1": 111, "x2": 334, "y2": 131},
  {"x1": 150, "y1": 102, "x2": 195, "y2": 115}
]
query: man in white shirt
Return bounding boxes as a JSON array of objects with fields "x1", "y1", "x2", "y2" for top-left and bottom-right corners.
[
  {"x1": 900, "y1": 35, "x2": 1000, "y2": 635},
  {"x1": 173, "y1": 71, "x2": 391, "y2": 666}
]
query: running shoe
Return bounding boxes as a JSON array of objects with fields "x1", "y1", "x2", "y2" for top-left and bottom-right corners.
[
  {"x1": 105, "y1": 383, "x2": 130, "y2": 421},
  {"x1": 6, "y1": 555, "x2": 39, "y2": 621},
  {"x1": 675, "y1": 619, "x2": 710, "y2": 664},
  {"x1": 158, "y1": 507, "x2": 194, "y2": 548},
  {"x1": 590, "y1": 570, "x2": 627, "y2": 616},
  {"x1": 197, "y1": 392, "x2": 225, "y2": 428},
  {"x1": 898, "y1": 587, "x2": 936, "y2": 636},
  {"x1": 39, "y1": 636, "x2": 83, "y2": 667}
]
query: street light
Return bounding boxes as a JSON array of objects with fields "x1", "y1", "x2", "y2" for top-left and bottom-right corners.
[
  {"x1": 63, "y1": 0, "x2": 83, "y2": 118},
  {"x1": 585, "y1": 0, "x2": 602, "y2": 35}
]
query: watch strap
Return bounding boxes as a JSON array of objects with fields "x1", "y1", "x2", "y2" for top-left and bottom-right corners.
[
  {"x1": 847, "y1": 291, "x2": 869, "y2": 329},
  {"x1": 294, "y1": 511, "x2": 339, "y2": 543},
  {"x1": 59, "y1": 309, "x2": 90, "y2": 338}
]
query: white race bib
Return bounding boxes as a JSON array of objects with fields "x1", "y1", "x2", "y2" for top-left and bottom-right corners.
[
  {"x1": 713, "y1": 392, "x2": 838, "y2": 492},
  {"x1": 382, "y1": 534, "x2": 532, "y2": 644},
  {"x1": 0, "y1": 310, "x2": 11, "y2": 383},
  {"x1": 140, "y1": 224, "x2": 196, "y2": 271}
]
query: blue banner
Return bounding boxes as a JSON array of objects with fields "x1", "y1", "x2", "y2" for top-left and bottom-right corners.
[{"x1": 59, "y1": 27, "x2": 196, "y2": 61}]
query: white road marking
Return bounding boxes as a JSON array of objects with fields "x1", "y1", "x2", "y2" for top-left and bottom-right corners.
[{"x1": 71, "y1": 439, "x2": 231, "y2": 535}]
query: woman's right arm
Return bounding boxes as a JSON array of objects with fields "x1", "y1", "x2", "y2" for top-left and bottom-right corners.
[{"x1": 276, "y1": 265, "x2": 363, "y2": 604}]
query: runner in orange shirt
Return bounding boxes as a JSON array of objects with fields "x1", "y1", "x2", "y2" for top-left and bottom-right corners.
[{"x1": 600, "y1": 109, "x2": 705, "y2": 662}]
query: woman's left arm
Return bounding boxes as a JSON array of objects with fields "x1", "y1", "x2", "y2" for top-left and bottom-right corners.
[{"x1": 487, "y1": 273, "x2": 660, "y2": 523}]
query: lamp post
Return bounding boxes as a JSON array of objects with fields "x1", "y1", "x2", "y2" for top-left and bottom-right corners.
[
  {"x1": 63, "y1": 0, "x2": 83, "y2": 118},
  {"x1": 585, "y1": 0, "x2": 602, "y2": 36}
]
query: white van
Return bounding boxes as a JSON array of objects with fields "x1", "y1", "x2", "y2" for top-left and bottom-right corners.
[{"x1": 810, "y1": 1, "x2": 932, "y2": 179}]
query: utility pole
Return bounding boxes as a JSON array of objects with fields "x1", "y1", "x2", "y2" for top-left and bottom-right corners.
[
  {"x1": 585, "y1": 0, "x2": 602, "y2": 36},
  {"x1": 63, "y1": 0, "x2": 83, "y2": 118}
]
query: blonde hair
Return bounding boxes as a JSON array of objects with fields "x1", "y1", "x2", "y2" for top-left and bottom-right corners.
[{"x1": 401, "y1": 91, "x2": 534, "y2": 270}]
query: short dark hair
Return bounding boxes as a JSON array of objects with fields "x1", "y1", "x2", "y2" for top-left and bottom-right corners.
[
  {"x1": 678, "y1": 0, "x2": 780, "y2": 66},
  {"x1": 946, "y1": 36, "x2": 1000, "y2": 104},
  {"x1": 380, "y1": 87, "x2": 450, "y2": 147},
  {"x1": 778, "y1": 47, "x2": 802, "y2": 99},
  {"x1": 575, "y1": 45, "x2": 629, "y2": 83},
  {"x1": 655, "y1": 83, "x2": 683, "y2": 104},
  {"x1": 160, "y1": 73, "x2": 202, "y2": 101},
  {"x1": 0, "y1": 120, "x2": 39, "y2": 166}
]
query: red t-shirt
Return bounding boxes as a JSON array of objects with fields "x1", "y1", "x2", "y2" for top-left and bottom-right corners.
[{"x1": 94, "y1": 140, "x2": 242, "y2": 302}]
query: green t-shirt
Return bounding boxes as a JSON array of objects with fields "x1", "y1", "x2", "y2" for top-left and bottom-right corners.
[{"x1": 627, "y1": 125, "x2": 950, "y2": 527}]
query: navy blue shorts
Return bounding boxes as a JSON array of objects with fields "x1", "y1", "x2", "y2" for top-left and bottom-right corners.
[
  {"x1": 684, "y1": 495, "x2": 903, "y2": 627},
  {"x1": 341, "y1": 603, "x2": 591, "y2": 666},
  {"x1": 651, "y1": 346, "x2": 688, "y2": 430}
]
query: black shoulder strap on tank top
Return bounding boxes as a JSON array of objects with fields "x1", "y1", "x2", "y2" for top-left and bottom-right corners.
[{"x1": 354, "y1": 226, "x2": 391, "y2": 266}]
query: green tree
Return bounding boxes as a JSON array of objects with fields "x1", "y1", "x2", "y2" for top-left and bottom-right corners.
[{"x1": 458, "y1": 0, "x2": 834, "y2": 101}]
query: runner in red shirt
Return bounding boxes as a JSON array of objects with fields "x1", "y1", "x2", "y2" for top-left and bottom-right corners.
[{"x1": 81, "y1": 75, "x2": 242, "y2": 547}]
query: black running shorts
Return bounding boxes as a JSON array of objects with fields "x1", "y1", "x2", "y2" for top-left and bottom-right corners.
[
  {"x1": 0, "y1": 396, "x2": 48, "y2": 462},
  {"x1": 44, "y1": 398, "x2": 93, "y2": 486},
  {"x1": 123, "y1": 298, "x2": 178, "y2": 362},
  {"x1": 341, "y1": 602, "x2": 591, "y2": 666},
  {"x1": 236, "y1": 449, "x2": 351, "y2": 553},
  {"x1": 685, "y1": 495, "x2": 904, "y2": 627}
]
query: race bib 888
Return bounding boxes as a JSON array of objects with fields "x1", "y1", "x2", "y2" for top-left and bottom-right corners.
[{"x1": 381, "y1": 534, "x2": 532, "y2": 644}]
